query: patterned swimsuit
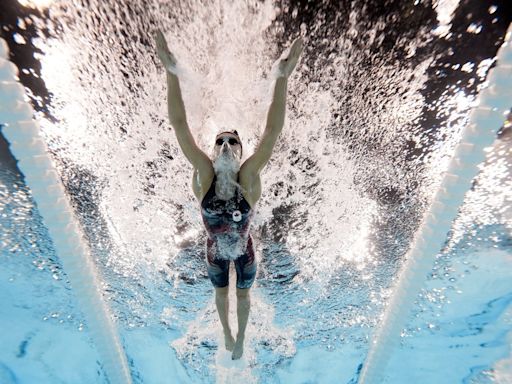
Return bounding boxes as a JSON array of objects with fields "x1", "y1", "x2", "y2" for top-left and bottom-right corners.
[{"x1": 200, "y1": 174, "x2": 256, "y2": 289}]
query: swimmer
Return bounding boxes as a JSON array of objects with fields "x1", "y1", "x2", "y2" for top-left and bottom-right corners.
[{"x1": 155, "y1": 30, "x2": 302, "y2": 360}]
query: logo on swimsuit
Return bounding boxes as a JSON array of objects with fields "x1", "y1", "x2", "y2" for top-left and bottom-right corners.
[{"x1": 232, "y1": 210, "x2": 242, "y2": 222}]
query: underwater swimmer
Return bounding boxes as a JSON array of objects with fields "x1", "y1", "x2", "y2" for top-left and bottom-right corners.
[{"x1": 155, "y1": 30, "x2": 302, "y2": 360}]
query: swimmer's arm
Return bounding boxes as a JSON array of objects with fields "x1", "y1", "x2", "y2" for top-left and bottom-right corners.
[
  {"x1": 242, "y1": 38, "x2": 303, "y2": 174},
  {"x1": 165, "y1": 73, "x2": 210, "y2": 169},
  {"x1": 243, "y1": 77, "x2": 288, "y2": 174},
  {"x1": 155, "y1": 30, "x2": 212, "y2": 171}
]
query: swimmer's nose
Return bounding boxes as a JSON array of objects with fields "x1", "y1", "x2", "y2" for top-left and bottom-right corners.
[{"x1": 221, "y1": 142, "x2": 230, "y2": 153}]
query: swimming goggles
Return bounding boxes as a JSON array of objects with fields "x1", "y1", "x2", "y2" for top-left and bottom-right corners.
[{"x1": 215, "y1": 136, "x2": 240, "y2": 146}]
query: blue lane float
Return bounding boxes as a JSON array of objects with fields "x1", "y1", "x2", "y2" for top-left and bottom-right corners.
[
  {"x1": 0, "y1": 38, "x2": 133, "y2": 384},
  {"x1": 359, "y1": 24, "x2": 512, "y2": 384}
]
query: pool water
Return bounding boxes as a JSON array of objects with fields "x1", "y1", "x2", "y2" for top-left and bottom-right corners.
[{"x1": 0, "y1": 0, "x2": 511, "y2": 383}]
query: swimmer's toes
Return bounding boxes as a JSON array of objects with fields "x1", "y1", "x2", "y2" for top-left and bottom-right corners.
[
  {"x1": 231, "y1": 339, "x2": 244, "y2": 360},
  {"x1": 225, "y1": 334, "x2": 235, "y2": 352}
]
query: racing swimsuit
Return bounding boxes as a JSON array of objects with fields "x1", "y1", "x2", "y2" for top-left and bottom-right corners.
[{"x1": 200, "y1": 174, "x2": 256, "y2": 289}]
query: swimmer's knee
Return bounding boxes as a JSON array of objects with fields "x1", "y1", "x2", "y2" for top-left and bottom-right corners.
[
  {"x1": 216, "y1": 286, "x2": 229, "y2": 297},
  {"x1": 236, "y1": 287, "x2": 250, "y2": 299}
]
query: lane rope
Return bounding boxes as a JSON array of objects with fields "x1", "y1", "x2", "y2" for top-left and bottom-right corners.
[
  {"x1": 359, "y1": 24, "x2": 512, "y2": 384},
  {"x1": 0, "y1": 38, "x2": 133, "y2": 384}
]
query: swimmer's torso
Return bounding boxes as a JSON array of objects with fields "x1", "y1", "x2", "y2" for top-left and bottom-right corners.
[{"x1": 200, "y1": 174, "x2": 254, "y2": 259}]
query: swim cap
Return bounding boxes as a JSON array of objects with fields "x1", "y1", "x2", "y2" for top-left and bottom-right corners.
[{"x1": 216, "y1": 130, "x2": 243, "y2": 157}]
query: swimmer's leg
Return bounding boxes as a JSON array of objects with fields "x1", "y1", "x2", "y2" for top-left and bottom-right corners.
[
  {"x1": 207, "y1": 239, "x2": 234, "y2": 351},
  {"x1": 215, "y1": 286, "x2": 235, "y2": 352},
  {"x1": 232, "y1": 287, "x2": 250, "y2": 360},
  {"x1": 232, "y1": 236, "x2": 256, "y2": 360}
]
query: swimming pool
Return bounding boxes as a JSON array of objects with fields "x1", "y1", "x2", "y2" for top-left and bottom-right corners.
[{"x1": 1, "y1": 1, "x2": 511, "y2": 383}]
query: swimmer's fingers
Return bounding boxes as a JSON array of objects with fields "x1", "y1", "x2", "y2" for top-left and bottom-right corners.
[
  {"x1": 155, "y1": 30, "x2": 177, "y2": 62},
  {"x1": 154, "y1": 29, "x2": 177, "y2": 71},
  {"x1": 154, "y1": 30, "x2": 168, "y2": 56},
  {"x1": 287, "y1": 37, "x2": 304, "y2": 62},
  {"x1": 277, "y1": 37, "x2": 303, "y2": 78}
]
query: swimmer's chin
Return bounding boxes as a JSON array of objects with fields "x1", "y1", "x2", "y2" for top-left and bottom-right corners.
[{"x1": 213, "y1": 151, "x2": 241, "y2": 175}]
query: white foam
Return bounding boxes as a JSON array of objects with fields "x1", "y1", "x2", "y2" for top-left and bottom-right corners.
[
  {"x1": 0, "y1": 37, "x2": 133, "y2": 384},
  {"x1": 359, "y1": 23, "x2": 512, "y2": 384}
]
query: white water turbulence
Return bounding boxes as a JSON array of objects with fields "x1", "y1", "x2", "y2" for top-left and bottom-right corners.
[{"x1": 2, "y1": 0, "x2": 511, "y2": 382}]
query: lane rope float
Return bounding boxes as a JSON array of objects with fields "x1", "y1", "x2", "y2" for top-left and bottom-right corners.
[
  {"x1": 0, "y1": 38, "x2": 133, "y2": 384},
  {"x1": 359, "y1": 24, "x2": 512, "y2": 384}
]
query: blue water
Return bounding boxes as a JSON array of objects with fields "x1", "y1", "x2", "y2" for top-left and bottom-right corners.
[
  {"x1": 1, "y1": 0, "x2": 511, "y2": 383},
  {"x1": 1, "y1": 161, "x2": 510, "y2": 383}
]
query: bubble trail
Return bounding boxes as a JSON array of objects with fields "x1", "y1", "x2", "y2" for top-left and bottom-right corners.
[{"x1": 359, "y1": 23, "x2": 512, "y2": 384}]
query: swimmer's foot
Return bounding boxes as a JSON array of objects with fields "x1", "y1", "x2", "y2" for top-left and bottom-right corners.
[
  {"x1": 231, "y1": 335, "x2": 244, "y2": 360},
  {"x1": 224, "y1": 332, "x2": 235, "y2": 352}
]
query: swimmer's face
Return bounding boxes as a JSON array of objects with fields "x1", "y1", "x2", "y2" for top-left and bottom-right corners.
[{"x1": 213, "y1": 133, "x2": 242, "y2": 160}]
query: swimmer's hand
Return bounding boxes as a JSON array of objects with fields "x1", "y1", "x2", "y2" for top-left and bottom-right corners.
[
  {"x1": 275, "y1": 37, "x2": 303, "y2": 78},
  {"x1": 155, "y1": 29, "x2": 178, "y2": 74}
]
